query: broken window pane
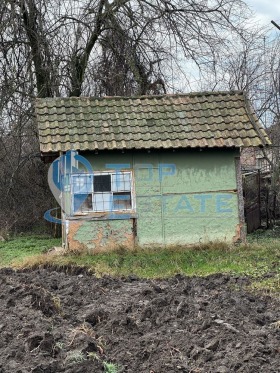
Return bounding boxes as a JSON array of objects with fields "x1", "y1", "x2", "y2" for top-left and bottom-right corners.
[
  {"x1": 113, "y1": 192, "x2": 132, "y2": 210},
  {"x1": 73, "y1": 193, "x2": 93, "y2": 213},
  {"x1": 94, "y1": 174, "x2": 111, "y2": 192}
]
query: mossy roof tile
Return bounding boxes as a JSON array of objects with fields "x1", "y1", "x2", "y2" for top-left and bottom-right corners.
[{"x1": 36, "y1": 91, "x2": 271, "y2": 153}]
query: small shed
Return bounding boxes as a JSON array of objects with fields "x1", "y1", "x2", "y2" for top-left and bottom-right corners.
[{"x1": 36, "y1": 91, "x2": 270, "y2": 251}]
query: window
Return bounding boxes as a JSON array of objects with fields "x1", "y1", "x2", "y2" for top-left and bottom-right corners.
[{"x1": 71, "y1": 171, "x2": 134, "y2": 214}]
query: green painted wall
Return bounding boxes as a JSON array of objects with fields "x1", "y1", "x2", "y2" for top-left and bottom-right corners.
[{"x1": 68, "y1": 148, "x2": 241, "y2": 249}]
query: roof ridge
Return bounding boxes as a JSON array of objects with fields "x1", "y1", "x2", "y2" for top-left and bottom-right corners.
[{"x1": 36, "y1": 90, "x2": 244, "y2": 102}]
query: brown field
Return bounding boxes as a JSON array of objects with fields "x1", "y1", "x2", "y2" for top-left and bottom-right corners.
[{"x1": 0, "y1": 267, "x2": 279, "y2": 373}]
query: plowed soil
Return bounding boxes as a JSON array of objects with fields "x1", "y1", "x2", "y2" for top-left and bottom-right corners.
[{"x1": 0, "y1": 268, "x2": 279, "y2": 373}]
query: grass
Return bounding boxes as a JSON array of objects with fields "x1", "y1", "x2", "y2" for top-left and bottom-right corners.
[
  {"x1": 0, "y1": 230, "x2": 279, "y2": 292},
  {"x1": 0, "y1": 234, "x2": 61, "y2": 267},
  {"x1": 65, "y1": 350, "x2": 86, "y2": 365},
  {"x1": 250, "y1": 274, "x2": 280, "y2": 294},
  {"x1": 103, "y1": 361, "x2": 120, "y2": 373}
]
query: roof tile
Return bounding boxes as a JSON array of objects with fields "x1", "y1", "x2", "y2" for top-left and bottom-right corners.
[{"x1": 36, "y1": 91, "x2": 271, "y2": 153}]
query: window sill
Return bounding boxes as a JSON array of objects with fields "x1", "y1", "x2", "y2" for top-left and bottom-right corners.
[{"x1": 67, "y1": 211, "x2": 138, "y2": 221}]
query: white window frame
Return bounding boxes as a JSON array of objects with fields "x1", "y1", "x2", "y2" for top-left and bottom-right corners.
[{"x1": 71, "y1": 170, "x2": 135, "y2": 215}]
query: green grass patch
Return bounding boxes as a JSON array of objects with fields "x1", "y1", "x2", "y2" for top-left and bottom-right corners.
[
  {"x1": 250, "y1": 274, "x2": 280, "y2": 294},
  {"x1": 0, "y1": 235, "x2": 61, "y2": 267},
  {"x1": 0, "y1": 233, "x2": 279, "y2": 294},
  {"x1": 103, "y1": 361, "x2": 120, "y2": 373}
]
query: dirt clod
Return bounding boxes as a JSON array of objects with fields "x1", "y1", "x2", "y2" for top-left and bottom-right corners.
[{"x1": 0, "y1": 268, "x2": 279, "y2": 372}]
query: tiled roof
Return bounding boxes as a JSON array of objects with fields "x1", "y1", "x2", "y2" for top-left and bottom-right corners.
[{"x1": 35, "y1": 91, "x2": 270, "y2": 153}]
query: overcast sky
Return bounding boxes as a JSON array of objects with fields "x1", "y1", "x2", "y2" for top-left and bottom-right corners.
[{"x1": 247, "y1": 0, "x2": 280, "y2": 28}]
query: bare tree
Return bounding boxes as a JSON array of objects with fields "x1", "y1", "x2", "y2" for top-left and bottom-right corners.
[
  {"x1": 200, "y1": 26, "x2": 280, "y2": 228},
  {"x1": 1, "y1": 0, "x2": 255, "y2": 97}
]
